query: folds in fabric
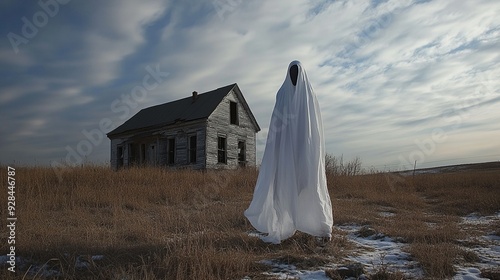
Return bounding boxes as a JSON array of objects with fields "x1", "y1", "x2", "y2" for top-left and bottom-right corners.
[{"x1": 244, "y1": 60, "x2": 333, "y2": 244}]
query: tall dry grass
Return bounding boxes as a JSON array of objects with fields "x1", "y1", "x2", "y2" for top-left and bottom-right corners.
[{"x1": 0, "y1": 163, "x2": 498, "y2": 279}]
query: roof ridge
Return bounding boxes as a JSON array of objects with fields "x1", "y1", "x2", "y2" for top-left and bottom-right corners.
[
  {"x1": 107, "y1": 83, "x2": 237, "y2": 137},
  {"x1": 144, "y1": 83, "x2": 236, "y2": 108}
]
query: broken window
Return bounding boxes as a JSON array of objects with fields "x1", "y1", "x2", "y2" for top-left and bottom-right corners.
[
  {"x1": 168, "y1": 138, "x2": 175, "y2": 165},
  {"x1": 230, "y1": 101, "x2": 238, "y2": 125},
  {"x1": 238, "y1": 141, "x2": 246, "y2": 167},
  {"x1": 218, "y1": 136, "x2": 227, "y2": 164},
  {"x1": 117, "y1": 146, "x2": 124, "y2": 168},
  {"x1": 189, "y1": 135, "x2": 197, "y2": 164},
  {"x1": 140, "y1": 143, "x2": 146, "y2": 164},
  {"x1": 129, "y1": 143, "x2": 137, "y2": 165}
]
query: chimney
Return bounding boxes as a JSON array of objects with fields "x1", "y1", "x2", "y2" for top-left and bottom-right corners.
[{"x1": 192, "y1": 91, "x2": 198, "y2": 102}]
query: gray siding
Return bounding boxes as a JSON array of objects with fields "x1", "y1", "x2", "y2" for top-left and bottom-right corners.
[
  {"x1": 206, "y1": 89, "x2": 257, "y2": 169},
  {"x1": 110, "y1": 132, "x2": 160, "y2": 170},
  {"x1": 157, "y1": 121, "x2": 206, "y2": 169},
  {"x1": 110, "y1": 138, "x2": 125, "y2": 170},
  {"x1": 109, "y1": 87, "x2": 258, "y2": 170},
  {"x1": 109, "y1": 121, "x2": 207, "y2": 170}
]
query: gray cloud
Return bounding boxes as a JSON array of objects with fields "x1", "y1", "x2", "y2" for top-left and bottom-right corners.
[{"x1": 1, "y1": 0, "x2": 499, "y2": 169}]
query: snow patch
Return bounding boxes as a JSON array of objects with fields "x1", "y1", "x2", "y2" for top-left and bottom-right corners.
[
  {"x1": 453, "y1": 267, "x2": 489, "y2": 280},
  {"x1": 461, "y1": 212, "x2": 500, "y2": 225},
  {"x1": 455, "y1": 212, "x2": 500, "y2": 278},
  {"x1": 259, "y1": 260, "x2": 330, "y2": 280},
  {"x1": 339, "y1": 224, "x2": 424, "y2": 279},
  {"x1": 378, "y1": 211, "x2": 396, "y2": 217},
  {"x1": 75, "y1": 254, "x2": 105, "y2": 269},
  {"x1": 247, "y1": 230, "x2": 264, "y2": 238}
]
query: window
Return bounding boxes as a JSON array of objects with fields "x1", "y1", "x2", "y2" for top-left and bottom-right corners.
[
  {"x1": 117, "y1": 146, "x2": 124, "y2": 168},
  {"x1": 129, "y1": 143, "x2": 137, "y2": 165},
  {"x1": 189, "y1": 135, "x2": 197, "y2": 164},
  {"x1": 238, "y1": 141, "x2": 246, "y2": 167},
  {"x1": 217, "y1": 136, "x2": 227, "y2": 164},
  {"x1": 140, "y1": 143, "x2": 146, "y2": 164},
  {"x1": 168, "y1": 138, "x2": 176, "y2": 165},
  {"x1": 230, "y1": 101, "x2": 238, "y2": 125},
  {"x1": 149, "y1": 144, "x2": 156, "y2": 165}
]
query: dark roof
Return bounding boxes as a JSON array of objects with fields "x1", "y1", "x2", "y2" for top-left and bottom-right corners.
[{"x1": 107, "y1": 83, "x2": 257, "y2": 137}]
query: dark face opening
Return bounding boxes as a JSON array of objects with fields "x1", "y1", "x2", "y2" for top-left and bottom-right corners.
[{"x1": 290, "y1": 64, "x2": 298, "y2": 86}]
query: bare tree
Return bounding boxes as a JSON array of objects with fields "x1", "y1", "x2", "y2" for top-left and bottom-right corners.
[{"x1": 325, "y1": 154, "x2": 363, "y2": 176}]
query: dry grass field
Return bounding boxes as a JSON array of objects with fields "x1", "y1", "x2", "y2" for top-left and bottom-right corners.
[{"x1": 0, "y1": 163, "x2": 499, "y2": 279}]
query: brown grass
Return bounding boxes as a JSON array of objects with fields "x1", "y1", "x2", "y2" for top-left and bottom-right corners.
[
  {"x1": 408, "y1": 243, "x2": 460, "y2": 278},
  {"x1": 0, "y1": 165, "x2": 499, "y2": 279}
]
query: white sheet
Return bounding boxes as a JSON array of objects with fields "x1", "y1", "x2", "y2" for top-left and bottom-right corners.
[{"x1": 244, "y1": 60, "x2": 333, "y2": 244}]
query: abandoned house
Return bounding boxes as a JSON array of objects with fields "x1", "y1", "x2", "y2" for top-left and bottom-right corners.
[{"x1": 106, "y1": 83, "x2": 261, "y2": 170}]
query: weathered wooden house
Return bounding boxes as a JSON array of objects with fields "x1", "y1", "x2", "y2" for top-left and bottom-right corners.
[{"x1": 106, "y1": 83, "x2": 260, "y2": 170}]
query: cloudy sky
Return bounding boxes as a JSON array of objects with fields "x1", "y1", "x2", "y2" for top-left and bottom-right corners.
[{"x1": 1, "y1": 0, "x2": 499, "y2": 170}]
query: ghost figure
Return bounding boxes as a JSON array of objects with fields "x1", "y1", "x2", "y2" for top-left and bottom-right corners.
[{"x1": 244, "y1": 60, "x2": 333, "y2": 244}]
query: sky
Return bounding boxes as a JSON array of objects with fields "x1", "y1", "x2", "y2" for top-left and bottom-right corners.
[{"x1": 1, "y1": 0, "x2": 499, "y2": 171}]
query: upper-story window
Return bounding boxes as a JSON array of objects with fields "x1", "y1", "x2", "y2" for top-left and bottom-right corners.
[{"x1": 230, "y1": 101, "x2": 239, "y2": 125}]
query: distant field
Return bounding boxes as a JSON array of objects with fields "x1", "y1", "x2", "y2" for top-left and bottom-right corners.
[
  {"x1": 0, "y1": 164, "x2": 499, "y2": 279},
  {"x1": 398, "y1": 161, "x2": 500, "y2": 175}
]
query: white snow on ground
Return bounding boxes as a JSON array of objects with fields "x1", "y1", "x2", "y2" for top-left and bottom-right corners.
[
  {"x1": 378, "y1": 211, "x2": 396, "y2": 218},
  {"x1": 460, "y1": 213, "x2": 500, "y2": 265},
  {"x1": 257, "y1": 260, "x2": 331, "y2": 280},
  {"x1": 339, "y1": 224, "x2": 424, "y2": 279},
  {"x1": 453, "y1": 212, "x2": 500, "y2": 279},
  {"x1": 75, "y1": 255, "x2": 105, "y2": 269},
  {"x1": 3, "y1": 214, "x2": 498, "y2": 279},
  {"x1": 462, "y1": 212, "x2": 500, "y2": 226},
  {"x1": 247, "y1": 225, "x2": 424, "y2": 279},
  {"x1": 453, "y1": 267, "x2": 489, "y2": 280},
  {"x1": 250, "y1": 213, "x2": 499, "y2": 279}
]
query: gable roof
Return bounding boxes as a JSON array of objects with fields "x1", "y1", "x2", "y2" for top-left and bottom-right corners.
[{"x1": 107, "y1": 83, "x2": 259, "y2": 137}]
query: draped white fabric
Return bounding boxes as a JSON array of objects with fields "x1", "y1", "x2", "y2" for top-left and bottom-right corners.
[{"x1": 244, "y1": 60, "x2": 333, "y2": 244}]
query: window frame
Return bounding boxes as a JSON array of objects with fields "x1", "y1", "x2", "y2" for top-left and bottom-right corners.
[
  {"x1": 167, "y1": 138, "x2": 176, "y2": 165},
  {"x1": 217, "y1": 136, "x2": 227, "y2": 164},
  {"x1": 238, "y1": 140, "x2": 246, "y2": 167},
  {"x1": 117, "y1": 145, "x2": 124, "y2": 168},
  {"x1": 188, "y1": 134, "x2": 197, "y2": 164},
  {"x1": 229, "y1": 101, "x2": 239, "y2": 125}
]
